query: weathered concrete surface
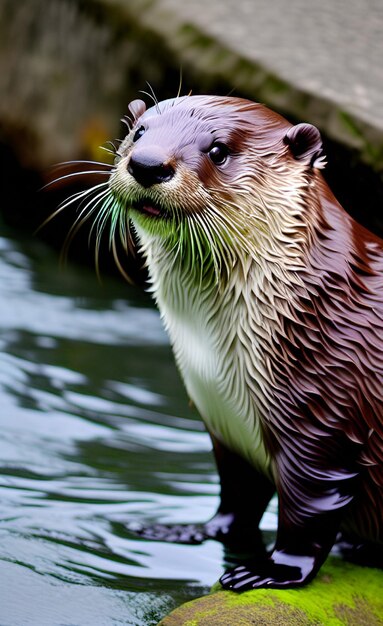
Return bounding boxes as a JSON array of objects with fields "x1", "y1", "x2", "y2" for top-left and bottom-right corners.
[
  {"x1": 1, "y1": 0, "x2": 382, "y2": 236},
  {"x1": 158, "y1": 557, "x2": 383, "y2": 626},
  {"x1": 151, "y1": 0, "x2": 383, "y2": 130},
  {"x1": 1, "y1": 0, "x2": 383, "y2": 170},
  {"x1": 122, "y1": 0, "x2": 383, "y2": 171}
]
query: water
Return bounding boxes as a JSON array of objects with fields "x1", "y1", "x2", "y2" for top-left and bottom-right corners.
[{"x1": 0, "y1": 223, "x2": 277, "y2": 626}]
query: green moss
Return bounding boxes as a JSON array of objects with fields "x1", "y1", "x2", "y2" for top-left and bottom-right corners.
[{"x1": 158, "y1": 557, "x2": 383, "y2": 625}]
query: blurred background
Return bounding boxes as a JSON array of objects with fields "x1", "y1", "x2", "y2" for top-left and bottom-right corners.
[{"x1": 0, "y1": 1, "x2": 382, "y2": 625}]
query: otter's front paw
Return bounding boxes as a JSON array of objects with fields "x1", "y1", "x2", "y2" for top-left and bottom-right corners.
[
  {"x1": 128, "y1": 512, "x2": 263, "y2": 546},
  {"x1": 220, "y1": 551, "x2": 316, "y2": 591},
  {"x1": 128, "y1": 522, "x2": 206, "y2": 544}
]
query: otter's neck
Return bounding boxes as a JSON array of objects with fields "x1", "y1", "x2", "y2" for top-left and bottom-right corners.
[{"x1": 134, "y1": 221, "x2": 310, "y2": 473}]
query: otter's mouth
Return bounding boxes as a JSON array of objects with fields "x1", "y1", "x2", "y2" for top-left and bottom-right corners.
[{"x1": 131, "y1": 199, "x2": 166, "y2": 218}]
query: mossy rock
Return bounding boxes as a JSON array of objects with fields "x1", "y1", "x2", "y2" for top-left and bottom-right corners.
[{"x1": 157, "y1": 557, "x2": 383, "y2": 625}]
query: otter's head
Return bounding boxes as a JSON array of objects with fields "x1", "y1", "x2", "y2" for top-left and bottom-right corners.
[{"x1": 106, "y1": 95, "x2": 326, "y2": 281}]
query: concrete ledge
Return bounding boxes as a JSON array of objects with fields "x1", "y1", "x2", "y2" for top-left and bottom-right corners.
[
  {"x1": 2, "y1": 0, "x2": 382, "y2": 240},
  {"x1": 2, "y1": 0, "x2": 383, "y2": 170},
  {"x1": 123, "y1": 0, "x2": 383, "y2": 171}
]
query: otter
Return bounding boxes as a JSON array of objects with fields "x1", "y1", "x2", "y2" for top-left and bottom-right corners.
[{"x1": 70, "y1": 95, "x2": 383, "y2": 590}]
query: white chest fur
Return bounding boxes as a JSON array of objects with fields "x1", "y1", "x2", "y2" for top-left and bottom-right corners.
[
  {"x1": 162, "y1": 297, "x2": 271, "y2": 476},
  {"x1": 139, "y1": 232, "x2": 273, "y2": 477}
]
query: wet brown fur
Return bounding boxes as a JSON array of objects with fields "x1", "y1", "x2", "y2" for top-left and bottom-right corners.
[{"x1": 98, "y1": 95, "x2": 383, "y2": 587}]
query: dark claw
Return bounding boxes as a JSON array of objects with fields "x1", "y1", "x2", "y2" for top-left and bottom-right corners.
[
  {"x1": 220, "y1": 560, "x2": 306, "y2": 591},
  {"x1": 231, "y1": 575, "x2": 268, "y2": 590}
]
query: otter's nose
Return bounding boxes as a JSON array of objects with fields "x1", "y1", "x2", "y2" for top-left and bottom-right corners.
[{"x1": 127, "y1": 147, "x2": 174, "y2": 188}]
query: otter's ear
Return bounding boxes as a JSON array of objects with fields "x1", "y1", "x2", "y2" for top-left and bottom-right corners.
[
  {"x1": 128, "y1": 99, "x2": 147, "y2": 120},
  {"x1": 284, "y1": 123, "x2": 326, "y2": 169}
]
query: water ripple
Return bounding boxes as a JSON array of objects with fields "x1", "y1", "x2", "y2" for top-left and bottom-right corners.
[{"x1": 0, "y1": 232, "x2": 238, "y2": 625}]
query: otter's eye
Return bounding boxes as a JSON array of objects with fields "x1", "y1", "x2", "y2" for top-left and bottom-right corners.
[
  {"x1": 133, "y1": 125, "x2": 145, "y2": 142},
  {"x1": 208, "y1": 142, "x2": 229, "y2": 166}
]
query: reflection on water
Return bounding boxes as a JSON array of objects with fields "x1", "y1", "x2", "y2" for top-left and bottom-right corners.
[{"x1": 0, "y1": 225, "x2": 277, "y2": 626}]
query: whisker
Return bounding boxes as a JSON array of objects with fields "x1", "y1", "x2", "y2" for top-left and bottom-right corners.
[
  {"x1": 108, "y1": 201, "x2": 123, "y2": 253},
  {"x1": 35, "y1": 182, "x2": 109, "y2": 234},
  {"x1": 121, "y1": 115, "x2": 132, "y2": 129},
  {"x1": 50, "y1": 159, "x2": 114, "y2": 169},
  {"x1": 100, "y1": 146, "x2": 117, "y2": 156},
  {"x1": 141, "y1": 82, "x2": 161, "y2": 115},
  {"x1": 95, "y1": 197, "x2": 136, "y2": 283},
  {"x1": 93, "y1": 194, "x2": 134, "y2": 281},
  {"x1": 111, "y1": 235, "x2": 135, "y2": 284},
  {"x1": 86, "y1": 192, "x2": 113, "y2": 246},
  {"x1": 145, "y1": 81, "x2": 159, "y2": 105},
  {"x1": 68, "y1": 188, "x2": 110, "y2": 237},
  {"x1": 61, "y1": 188, "x2": 110, "y2": 263},
  {"x1": 104, "y1": 140, "x2": 118, "y2": 152},
  {"x1": 41, "y1": 170, "x2": 113, "y2": 190},
  {"x1": 92, "y1": 206, "x2": 110, "y2": 249},
  {"x1": 93, "y1": 205, "x2": 114, "y2": 280},
  {"x1": 118, "y1": 207, "x2": 131, "y2": 252},
  {"x1": 139, "y1": 90, "x2": 159, "y2": 111},
  {"x1": 124, "y1": 216, "x2": 137, "y2": 257},
  {"x1": 225, "y1": 85, "x2": 237, "y2": 97},
  {"x1": 176, "y1": 67, "x2": 183, "y2": 99},
  {"x1": 57, "y1": 182, "x2": 110, "y2": 213}
]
